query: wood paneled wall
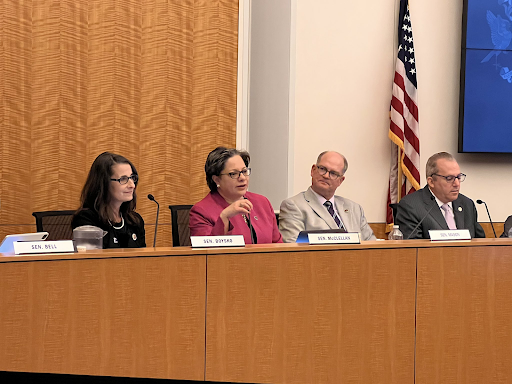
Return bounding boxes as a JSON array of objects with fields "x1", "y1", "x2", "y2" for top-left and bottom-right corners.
[{"x1": 0, "y1": 0, "x2": 239, "y2": 246}]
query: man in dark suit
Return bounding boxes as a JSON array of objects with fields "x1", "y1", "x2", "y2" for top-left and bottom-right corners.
[
  {"x1": 500, "y1": 216, "x2": 512, "y2": 238},
  {"x1": 395, "y1": 152, "x2": 485, "y2": 239}
]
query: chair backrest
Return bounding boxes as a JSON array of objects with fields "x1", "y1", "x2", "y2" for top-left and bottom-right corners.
[
  {"x1": 32, "y1": 210, "x2": 75, "y2": 241},
  {"x1": 169, "y1": 205, "x2": 193, "y2": 246}
]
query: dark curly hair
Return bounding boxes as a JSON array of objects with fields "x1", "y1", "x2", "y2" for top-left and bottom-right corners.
[{"x1": 205, "y1": 147, "x2": 250, "y2": 192}]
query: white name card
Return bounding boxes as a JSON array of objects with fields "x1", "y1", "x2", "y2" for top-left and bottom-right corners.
[
  {"x1": 190, "y1": 235, "x2": 245, "y2": 248},
  {"x1": 308, "y1": 232, "x2": 361, "y2": 245},
  {"x1": 14, "y1": 240, "x2": 75, "y2": 255},
  {"x1": 429, "y1": 229, "x2": 471, "y2": 241}
]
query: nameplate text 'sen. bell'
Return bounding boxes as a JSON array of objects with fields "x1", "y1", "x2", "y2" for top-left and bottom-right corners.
[{"x1": 14, "y1": 240, "x2": 75, "y2": 255}]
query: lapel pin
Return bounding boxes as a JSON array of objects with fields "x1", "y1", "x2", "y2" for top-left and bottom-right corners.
[
  {"x1": 132, "y1": 233, "x2": 137, "y2": 241},
  {"x1": 344, "y1": 209, "x2": 349, "y2": 213},
  {"x1": 254, "y1": 216, "x2": 258, "y2": 220},
  {"x1": 458, "y1": 207, "x2": 462, "y2": 212}
]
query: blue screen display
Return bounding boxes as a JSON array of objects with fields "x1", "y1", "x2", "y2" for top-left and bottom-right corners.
[
  {"x1": 466, "y1": 0, "x2": 512, "y2": 50},
  {"x1": 460, "y1": 0, "x2": 512, "y2": 153},
  {"x1": 462, "y1": 50, "x2": 512, "y2": 152}
]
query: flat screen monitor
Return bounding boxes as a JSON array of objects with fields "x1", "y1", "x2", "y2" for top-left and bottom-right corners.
[
  {"x1": 0, "y1": 232, "x2": 49, "y2": 254},
  {"x1": 459, "y1": 0, "x2": 512, "y2": 153}
]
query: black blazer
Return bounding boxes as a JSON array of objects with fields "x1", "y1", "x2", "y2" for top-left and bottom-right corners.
[
  {"x1": 500, "y1": 215, "x2": 512, "y2": 238},
  {"x1": 72, "y1": 209, "x2": 146, "y2": 248},
  {"x1": 395, "y1": 186, "x2": 486, "y2": 240}
]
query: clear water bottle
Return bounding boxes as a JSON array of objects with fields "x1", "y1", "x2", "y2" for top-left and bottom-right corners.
[{"x1": 388, "y1": 225, "x2": 404, "y2": 240}]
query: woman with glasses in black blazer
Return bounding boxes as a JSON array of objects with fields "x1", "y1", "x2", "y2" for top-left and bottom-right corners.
[{"x1": 72, "y1": 152, "x2": 146, "y2": 248}]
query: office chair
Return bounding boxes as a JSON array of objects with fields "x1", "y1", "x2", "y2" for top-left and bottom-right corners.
[
  {"x1": 168, "y1": 205, "x2": 193, "y2": 246},
  {"x1": 32, "y1": 210, "x2": 75, "y2": 241}
]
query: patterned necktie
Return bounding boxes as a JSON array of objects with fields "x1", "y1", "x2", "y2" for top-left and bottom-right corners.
[
  {"x1": 324, "y1": 201, "x2": 344, "y2": 229},
  {"x1": 441, "y1": 203, "x2": 457, "y2": 230}
]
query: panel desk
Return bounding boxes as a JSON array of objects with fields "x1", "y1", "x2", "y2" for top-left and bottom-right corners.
[
  {"x1": 1, "y1": 239, "x2": 511, "y2": 383},
  {"x1": 0, "y1": 247, "x2": 207, "y2": 380}
]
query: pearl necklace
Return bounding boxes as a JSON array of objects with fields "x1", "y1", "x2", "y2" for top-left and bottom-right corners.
[{"x1": 109, "y1": 214, "x2": 125, "y2": 230}]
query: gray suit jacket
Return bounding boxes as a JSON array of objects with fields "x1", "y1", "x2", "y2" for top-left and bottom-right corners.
[
  {"x1": 279, "y1": 187, "x2": 376, "y2": 243},
  {"x1": 395, "y1": 186, "x2": 485, "y2": 239}
]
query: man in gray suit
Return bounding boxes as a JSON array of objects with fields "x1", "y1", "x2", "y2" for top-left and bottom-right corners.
[
  {"x1": 395, "y1": 152, "x2": 485, "y2": 239},
  {"x1": 279, "y1": 151, "x2": 376, "y2": 242}
]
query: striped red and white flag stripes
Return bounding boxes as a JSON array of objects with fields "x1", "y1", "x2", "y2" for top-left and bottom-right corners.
[{"x1": 387, "y1": 0, "x2": 420, "y2": 231}]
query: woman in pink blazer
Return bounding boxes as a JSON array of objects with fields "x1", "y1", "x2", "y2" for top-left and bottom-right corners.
[{"x1": 189, "y1": 147, "x2": 282, "y2": 244}]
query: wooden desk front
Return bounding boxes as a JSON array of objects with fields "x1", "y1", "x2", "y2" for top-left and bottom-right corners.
[
  {"x1": 1, "y1": 240, "x2": 512, "y2": 383},
  {"x1": 0, "y1": 248, "x2": 206, "y2": 380},
  {"x1": 416, "y1": 242, "x2": 512, "y2": 384},
  {"x1": 205, "y1": 244, "x2": 416, "y2": 383}
]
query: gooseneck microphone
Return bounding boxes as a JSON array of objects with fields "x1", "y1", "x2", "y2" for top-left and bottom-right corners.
[
  {"x1": 243, "y1": 196, "x2": 256, "y2": 244},
  {"x1": 147, "y1": 194, "x2": 160, "y2": 247},
  {"x1": 406, "y1": 196, "x2": 437, "y2": 240},
  {"x1": 476, "y1": 199, "x2": 496, "y2": 238}
]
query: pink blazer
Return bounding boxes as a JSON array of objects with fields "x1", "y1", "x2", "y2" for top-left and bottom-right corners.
[{"x1": 189, "y1": 191, "x2": 283, "y2": 244}]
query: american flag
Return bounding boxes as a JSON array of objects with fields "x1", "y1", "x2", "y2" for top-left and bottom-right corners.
[{"x1": 387, "y1": 0, "x2": 420, "y2": 230}]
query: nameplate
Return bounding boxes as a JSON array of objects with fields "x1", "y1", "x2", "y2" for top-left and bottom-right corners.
[
  {"x1": 308, "y1": 232, "x2": 361, "y2": 244},
  {"x1": 14, "y1": 240, "x2": 75, "y2": 255},
  {"x1": 429, "y1": 229, "x2": 471, "y2": 241},
  {"x1": 190, "y1": 235, "x2": 245, "y2": 248}
]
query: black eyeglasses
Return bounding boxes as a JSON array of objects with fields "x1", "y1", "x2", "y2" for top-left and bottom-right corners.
[
  {"x1": 431, "y1": 173, "x2": 466, "y2": 183},
  {"x1": 316, "y1": 165, "x2": 342, "y2": 180},
  {"x1": 220, "y1": 168, "x2": 251, "y2": 179},
  {"x1": 110, "y1": 174, "x2": 138, "y2": 185}
]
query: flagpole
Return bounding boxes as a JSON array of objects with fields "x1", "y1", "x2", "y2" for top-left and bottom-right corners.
[{"x1": 397, "y1": 146, "x2": 402, "y2": 201}]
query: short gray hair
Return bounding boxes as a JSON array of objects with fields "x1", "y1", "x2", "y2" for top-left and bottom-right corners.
[
  {"x1": 316, "y1": 151, "x2": 349, "y2": 175},
  {"x1": 426, "y1": 152, "x2": 455, "y2": 179}
]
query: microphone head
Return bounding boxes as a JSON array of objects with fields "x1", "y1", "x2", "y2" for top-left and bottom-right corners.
[
  {"x1": 147, "y1": 194, "x2": 155, "y2": 201},
  {"x1": 476, "y1": 199, "x2": 483, "y2": 204}
]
